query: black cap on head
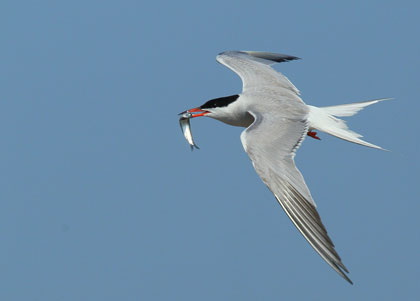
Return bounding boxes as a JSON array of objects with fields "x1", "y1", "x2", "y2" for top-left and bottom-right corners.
[{"x1": 200, "y1": 95, "x2": 239, "y2": 109}]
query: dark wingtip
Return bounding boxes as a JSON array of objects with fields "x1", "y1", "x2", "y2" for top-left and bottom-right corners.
[
  {"x1": 344, "y1": 274, "x2": 354, "y2": 285},
  {"x1": 218, "y1": 51, "x2": 301, "y2": 63},
  {"x1": 243, "y1": 51, "x2": 301, "y2": 63},
  {"x1": 265, "y1": 54, "x2": 301, "y2": 63},
  {"x1": 283, "y1": 55, "x2": 301, "y2": 62}
]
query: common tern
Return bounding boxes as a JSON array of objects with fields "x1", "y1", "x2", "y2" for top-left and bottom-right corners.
[{"x1": 180, "y1": 51, "x2": 389, "y2": 284}]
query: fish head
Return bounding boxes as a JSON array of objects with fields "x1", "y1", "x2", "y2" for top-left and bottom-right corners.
[{"x1": 178, "y1": 107, "x2": 210, "y2": 118}]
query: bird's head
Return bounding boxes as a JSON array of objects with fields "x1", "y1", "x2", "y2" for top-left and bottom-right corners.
[{"x1": 180, "y1": 95, "x2": 240, "y2": 119}]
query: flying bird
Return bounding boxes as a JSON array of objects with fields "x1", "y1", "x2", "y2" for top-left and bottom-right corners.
[{"x1": 180, "y1": 51, "x2": 389, "y2": 284}]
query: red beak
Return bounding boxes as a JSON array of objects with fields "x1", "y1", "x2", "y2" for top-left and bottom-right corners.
[{"x1": 183, "y1": 107, "x2": 209, "y2": 118}]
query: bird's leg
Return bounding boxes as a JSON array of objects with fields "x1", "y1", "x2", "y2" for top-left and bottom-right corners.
[{"x1": 307, "y1": 130, "x2": 321, "y2": 140}]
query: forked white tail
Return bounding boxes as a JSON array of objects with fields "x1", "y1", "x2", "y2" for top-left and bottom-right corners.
[{"x1": 307, "y1": 98, "x2": 391, "y2": 150}]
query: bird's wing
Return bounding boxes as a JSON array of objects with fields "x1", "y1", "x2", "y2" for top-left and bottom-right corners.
[
  {"x1": 240, "y1": 108, "x2": 352, "y2": 284},
  {"x1": 216, "y1": 51, "x2": 301, "y2": 95}
]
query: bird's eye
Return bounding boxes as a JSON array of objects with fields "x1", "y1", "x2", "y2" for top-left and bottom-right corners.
[{"x1": 201, "y1": 95, "x2": 239, "y2": 109}]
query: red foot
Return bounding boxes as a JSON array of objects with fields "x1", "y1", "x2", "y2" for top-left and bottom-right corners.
[{"x1": 307, "y1": 130, "x2": 321, "y2": 140}]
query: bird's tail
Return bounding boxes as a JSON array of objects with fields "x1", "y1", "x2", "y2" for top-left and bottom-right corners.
[{"x1": 307, "y1": 98, "x2": 391, "y2": 150}]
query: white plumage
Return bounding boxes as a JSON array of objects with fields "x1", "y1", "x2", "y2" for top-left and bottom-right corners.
[{"x1": 181, "y1": 50, "x2": 389, "y2": 284}]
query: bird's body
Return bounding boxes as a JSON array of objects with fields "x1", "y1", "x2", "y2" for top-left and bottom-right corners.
[{"x1": 180, "y1": 51, "x2": 389, "y2": 284}]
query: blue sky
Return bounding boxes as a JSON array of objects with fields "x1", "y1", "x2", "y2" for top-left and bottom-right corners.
[{"x1": 1, "y1": 1, "x2": 419, "y2": 300}]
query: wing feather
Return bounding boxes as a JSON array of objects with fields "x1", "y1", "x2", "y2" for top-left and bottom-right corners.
[
  {"x1": 216, "y1": 51, "x2": 301, "y2": 95},
  {"x1": 241, "y1": 110, "x2": 352, "y2": 284}
]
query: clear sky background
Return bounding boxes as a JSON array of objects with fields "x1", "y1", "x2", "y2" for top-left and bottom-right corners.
[{"x1": 1, "y1": 1, "x2": 419, "y2": 300}]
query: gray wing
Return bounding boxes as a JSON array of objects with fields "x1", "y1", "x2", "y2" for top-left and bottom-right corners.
[
  {"x1": 216, "y1": 51, "x2": 301, "y2": 95},
  {"x1": 241, "y1": 109, "x2": 353, "y2": 284}
]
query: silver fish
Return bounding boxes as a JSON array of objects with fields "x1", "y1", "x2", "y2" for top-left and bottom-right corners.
[{"x1": 179, "y1": 112, "x2": 199, "y2": 150}]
